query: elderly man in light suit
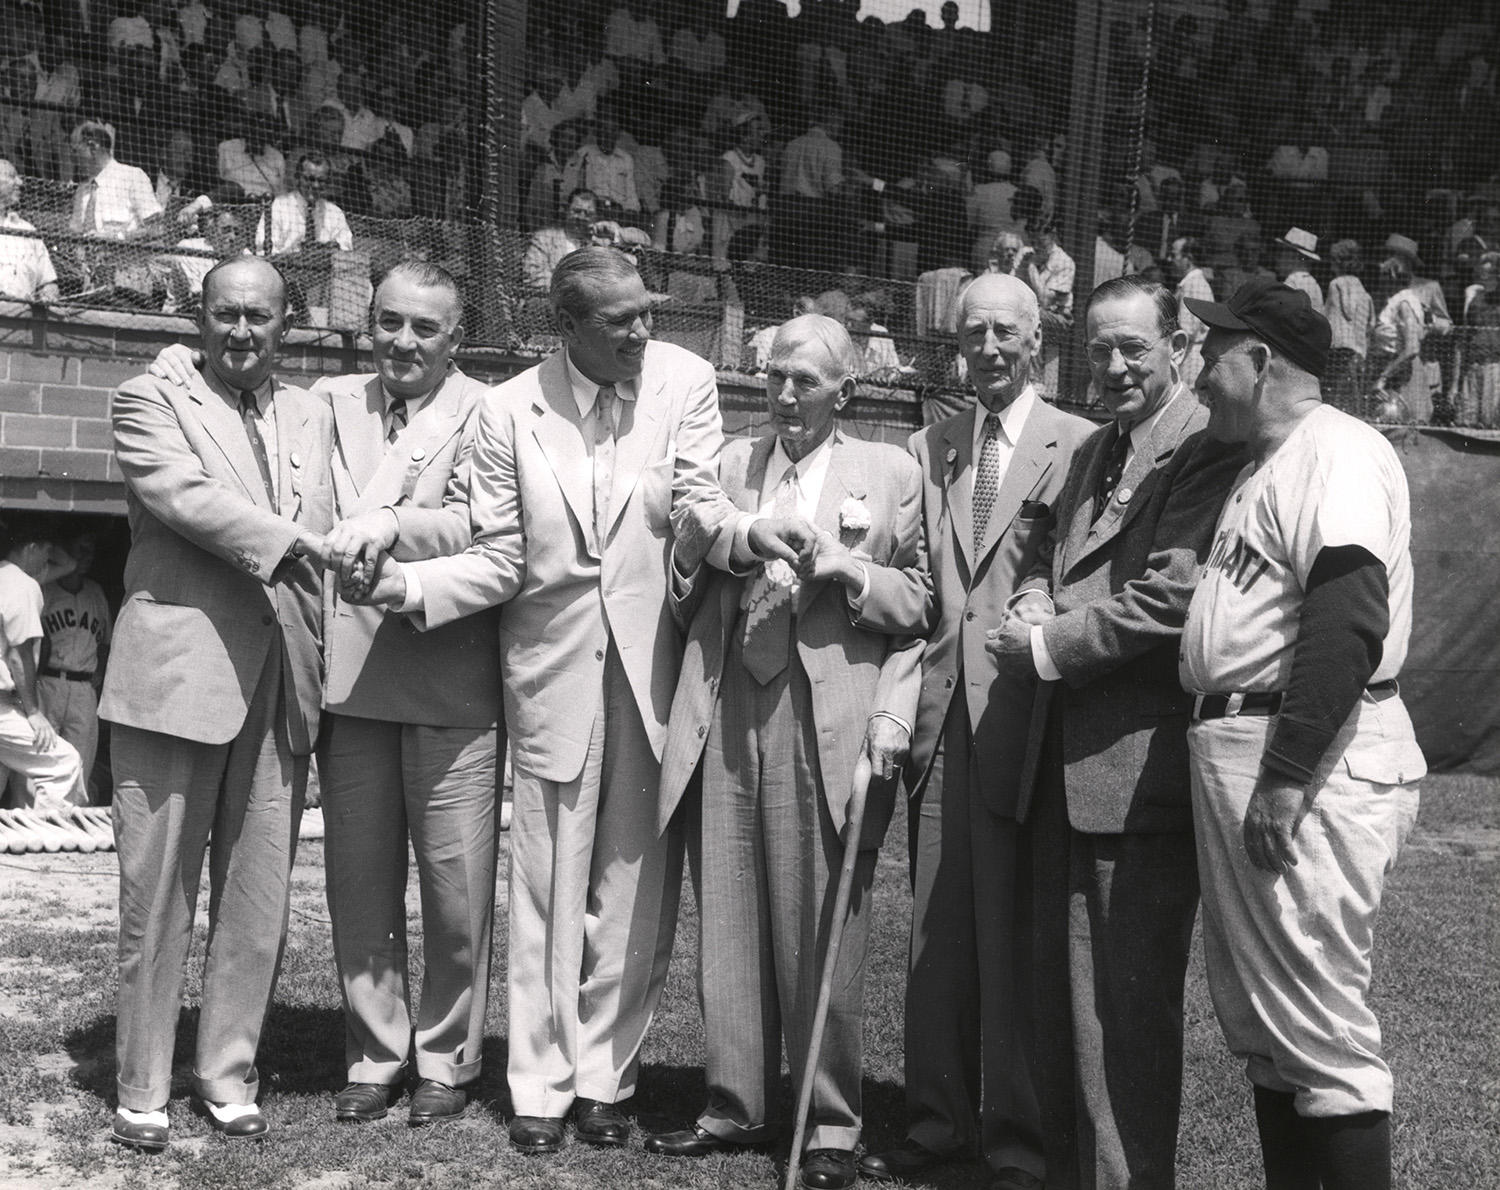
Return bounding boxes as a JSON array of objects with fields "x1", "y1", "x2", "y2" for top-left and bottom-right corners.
[
  {"x1": 988, "y1": 276, "x2": 1244, "y2": 1189},
  {"x1": 313, "y1": 262, "x2": 502, "y2": 1126},
  {"x1": 355, "y1": 247, "x2": 802, "y2": 1154},
  {"x1": 861, "y1": 273, "x2": 1092, "y2": 1190},
  {"x1": 101, "y1": 255, "x2": 334, "y2": 1151},
  {"x1": 645, "y1": 315, "x2": 930, "y2": 1190}
]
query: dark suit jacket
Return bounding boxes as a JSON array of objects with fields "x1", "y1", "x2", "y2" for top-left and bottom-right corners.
[
  {"x1": 907, "y1": 394, "x2": 1094, "y2": 820},
  {"x1": 658, "y1": 430, "x2": 931, "y2": 849},
  {"x1": 315, "y1": 367, "x2": 500, "y2": 730},
  {"x1": 1017, "y1": 388, "x2": 1245, "y2": 834},
  {"x1": 100, "y1": 370, "x2": 334, "y2": 755}
]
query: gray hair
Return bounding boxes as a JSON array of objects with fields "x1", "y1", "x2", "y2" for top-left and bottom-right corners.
[
  {"x1": 770, "y1": 313, "x2": 861, "y2": 382},
  {"x1": 549, "y1": 246, "x2": 641, "y2": 318}
]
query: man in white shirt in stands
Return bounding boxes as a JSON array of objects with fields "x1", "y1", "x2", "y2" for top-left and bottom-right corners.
[
  {"x1": 68, "y1": 121, "x2": 163, "y2": 242},
  {"x1": 256, "y1": 151, "x2": 352, "y2": 256},
  {"x1": 562, "y1": 114, "x2": 639, "y2": 216},
  {"x1": 0, "y1": 160, "x2": 58, "y2": 303}
]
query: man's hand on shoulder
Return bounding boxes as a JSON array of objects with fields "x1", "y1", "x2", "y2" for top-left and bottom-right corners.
[{"x1": 147, "y1": 342, "x2": 204, "y2": 387}]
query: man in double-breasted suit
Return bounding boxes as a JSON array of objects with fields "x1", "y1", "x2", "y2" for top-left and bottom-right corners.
[
  {"x1": 311, "y1": 263, "x2": 502, "y2": 1126},
  {"x1": 355, "y1": 247, "x2": 800, "y2": 1154},
  {"x1": 645, "y1": 315, "x2": 930, "y2": 1189},
  {"x1": 988, "y1": 277, "x2": 1243, "y2": 1189},
  {"x1": 101, "y1": 256, "x2": 335, "y2": 1150},
  {"x1": 862, "y1": 274, "x2": 1092, "y2": 1190}
]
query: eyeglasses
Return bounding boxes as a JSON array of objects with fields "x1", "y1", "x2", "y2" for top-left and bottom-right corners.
[{"x1": 1085, "y1": 334, "x2": 1167, "y2": 368}]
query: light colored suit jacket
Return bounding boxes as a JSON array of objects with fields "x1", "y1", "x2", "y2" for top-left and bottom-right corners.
[
  {"x1": 658, "y1": 430, "x2": 932, "y2": 848},
  {"x1": 1017, "y1": 391, "x2": 1245, "y2": 833},
  {"x1": 100, "y1": 370, "x2": 334, "y2": 754},
  {"x1": 315, "y1": 367, "x2": 500, "y2": 729},
  {"x1": 907, "y1": 396, "x2": 1093, "y2": 819},
  {"x1": 404, "y1": 340, "x2": 736, "y2": 783}
]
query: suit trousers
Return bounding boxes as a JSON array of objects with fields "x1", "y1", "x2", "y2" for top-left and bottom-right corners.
[
  {"x1": 692, "y1": 634, "x2": 878, "y2": 1152},
  {"x1": 1031, "y1": 717, "x2": 1200, "y2": 1190},
  {"x1": 905, "y1": 690, "x2": 1043, "y2": 1178},
  {"x1": 319, "y1": 714, "x2": 500, "y2": 1087},
  {"x1": 0, "y1": 691, "x2": 85, "y2": 810},
  {"x1": 506, "y1": 639, "x2": 682, "y2": 1117},
  {"x1": 110, "y1": 643, "x2": 306, "y2": 1111}
]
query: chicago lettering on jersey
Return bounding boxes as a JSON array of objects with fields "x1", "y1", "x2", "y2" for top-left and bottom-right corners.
[
  {"x1": 43, "y1": 605, "x2": 106, "y2": 643},
  {"x1": 1204, "y1": 528, "x2": 1271, "y2": 593}
]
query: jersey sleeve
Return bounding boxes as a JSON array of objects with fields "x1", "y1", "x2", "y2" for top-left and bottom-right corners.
[{"x1": 1277, "y1": 432, "x2": 1398, "y2": 591}]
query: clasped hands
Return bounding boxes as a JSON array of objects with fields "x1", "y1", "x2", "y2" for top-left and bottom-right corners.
[
  {"x1": 296, "y1": 510, "x2": 408, "y2": 606},
  {"x1": 983, "y1": 589, "x2": 1054, "y2": 668},
  {"x1": 745, "y1": 515, "x2": 866, "y2": 588}
]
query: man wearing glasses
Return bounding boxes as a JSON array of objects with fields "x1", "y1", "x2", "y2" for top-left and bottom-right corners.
[{"x1": 986, "y1": 276, "x2": 1243, "y2": 1188}]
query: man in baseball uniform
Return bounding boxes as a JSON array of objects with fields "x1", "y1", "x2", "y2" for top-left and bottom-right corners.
[
  {"x1": 1179, "y1": 277, "x2": 1425, "y2": 1190},
  {"x1": 39, "y1": 531, "x2": 110, "y2": 802}
]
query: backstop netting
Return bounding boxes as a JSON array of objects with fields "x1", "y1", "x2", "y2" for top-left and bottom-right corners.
[{"x1": 0, "y1": 0, "x2": 1495, "y2": 427}]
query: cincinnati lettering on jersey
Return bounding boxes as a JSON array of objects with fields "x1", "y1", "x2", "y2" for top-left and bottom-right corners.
[
  {"x1": 43, "y1": 605, "x2": 107, "y2": 644},
  {"x1": 1204, "y1": 528, "x2": 1271, "y2": 593}
]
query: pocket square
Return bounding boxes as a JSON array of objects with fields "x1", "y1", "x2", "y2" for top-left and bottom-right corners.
[{"x1": 1020, "y1": 499, "x2": 1050, "y2": 517}]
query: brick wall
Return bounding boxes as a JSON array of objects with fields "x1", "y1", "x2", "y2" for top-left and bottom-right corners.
[{"x1": 0, "y1": 309, "x2": 924, "y2": 514}]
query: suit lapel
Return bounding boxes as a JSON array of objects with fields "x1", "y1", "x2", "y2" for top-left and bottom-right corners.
[
  {"x1": 1058, "y1": 429, "x2": 1107, "y2": 576},
  {"x1": 332, "y1": 376, "x2": 385, "y2": 498},
  {"x1": 187, "y1": 370, "x2": 270, "y2": 509},
  {"x1": 1078, "y1": 387, "x2": 1197, "y2": 561},
  {"x1": 529, "y1": 353, "x2": 597, "y2": 553},
  {"x1": 605, "y1": 368, "x2": 664, "y2": 537},
  {"x1": 975, "y1": 401, "x2": 1051, "y2": 565},
  {"x1": 941, "y1": 409, "x2": 976, "y2": 573}
]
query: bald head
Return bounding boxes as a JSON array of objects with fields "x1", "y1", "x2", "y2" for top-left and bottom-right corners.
[
  {"x1": 771, "y1": 313, "x2": 860, "y2": 382},
  {"x1": 957, "y1": 273, "x2": 1043, "y2": 411},
  {"x1": 201, "y1": 255, "x2": 288, "y2": 313}
]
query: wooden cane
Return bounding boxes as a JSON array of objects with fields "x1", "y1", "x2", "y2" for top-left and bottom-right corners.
[{"x1": 783, "y1": 752, "x2": 873, "y2": 1190}]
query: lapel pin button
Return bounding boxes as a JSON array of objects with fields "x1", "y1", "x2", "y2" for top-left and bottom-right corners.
[
  {"x1": 1116, "y1": 487, "x2": 1132, "y2": 504},
  {"x1": 290, "y1": 451, "x2": 300, "y2": 468},
  {"x1": 411, "y1": 447, "x2": 426, "y2": 462}
]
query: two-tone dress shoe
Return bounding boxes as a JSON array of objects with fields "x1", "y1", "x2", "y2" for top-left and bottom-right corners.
[
  {"x1": 334, "y1": 1082, "x2": 394, "y2": 1123},
  {"x1": 799, "y1": 1148, "x2": 858, "y2": 1189},
  {"x1": 111, "y1": 1110, "x2": 169, "y2": 1152},
  {"x1": 572, "y1": 1098, "x2": 630, "y2": 1146},
  {"x1": 858, "y1": 1140, "x2": 953, "y2": 1182},
  {"x1": 408, "y1": 1079, "x2": 467, "y2": 1126},
  {"x1": 509, "y1": 1114, "x2": 565, "y2": 1153},
  {"x1": 194, "y1": 1098, "x2": 269, "y2": 1138},
  {"x1": 644, "y1": 1123, "x2": 743, "y2": 1158}
]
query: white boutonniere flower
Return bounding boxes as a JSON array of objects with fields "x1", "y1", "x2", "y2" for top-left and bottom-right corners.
[
  {"x1": 839, "y1": 497, "x2": 872, "y2": 535},
  {"x1": 763, "y1": 558, "x2": 798, "y2": 589}
]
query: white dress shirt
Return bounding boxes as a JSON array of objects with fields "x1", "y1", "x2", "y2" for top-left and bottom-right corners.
[{"x1": 0, "y1": 211, "x2": 58, "y2": 301}]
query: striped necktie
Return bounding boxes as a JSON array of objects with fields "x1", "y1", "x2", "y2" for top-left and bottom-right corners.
[{"x1": 387, "y1": 397, "x2": 408, "y2": 445}]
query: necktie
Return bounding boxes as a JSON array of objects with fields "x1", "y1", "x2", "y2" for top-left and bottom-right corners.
[
  {"x1": 741, "y1": 463, "x2": 799, "y2": 685},
  {"x1": 1094, "y1": 424, "x2": 1130, "y2": 520},
  {"x1": 972, "y1": 412, "x2": 1003, "y2": 554},
  {"x1": 239, "y1": 389, "x2": 276, "y2": 504},
  {"x1": 303, "y1": 195, "x2": 317, "y2": 248},
  {"x1": 79, "y1": 179, "x2": 97, "y2": 232},
  {"x1": 386, "y1": 396, "x2": 408, "y2": 444},
  {"x1": 592, "y1": 384, "x2": 616, "y2": 548}
]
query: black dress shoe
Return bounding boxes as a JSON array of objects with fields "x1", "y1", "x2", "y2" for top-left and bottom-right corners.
[
  {"x1": 192, "y1": 1099, "x2": 268, "y2": 1138},
  {"x1": 799, "y1": 1148, "x2": 857, "y2": 1189},
  {"x1": 644, "y1": 1123, "x2": 739, "y2": 1158},
  {"x1": 335, "y1": 1082, "x2": 394, "y2": 1122},
  {"x1": 572, "y1": 1098, "x2": 630, "y2": 1146},
  {"x1": 510, "y1": 1114, "x2": 565, "y2": 1153},
  {"x1": 111, "y1": 1111, "x2": 168, "y2": 1152},
  {"x1": 408, "y1": 1079, "x2": 467, "y2": 1126},
  {"x1": 990, "y1": 1168, "x2": 1044, "y2": 1190},
  {"x1": 858, "y1": 1140, "x2": 951, "y2": 1182}
]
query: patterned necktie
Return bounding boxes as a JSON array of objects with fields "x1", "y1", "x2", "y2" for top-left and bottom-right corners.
[
  {"x1": 1094, "y1": 423, "x2": 1130, "y2": 520},
  {"x1": 238, "y1": 389, "x2": 275, "y2": 504},
  {"x1": 386, "y1": 396, "x2": 408, "y2": 445},
  {"x1": 592, "y1": 384, "x2": 616, "y2": 548},
  {"x1": 972, "y1": 411, "x2": 1003, "y2": 555},
  {"x1": 303, "y1": 195, "x2": 318, "y2": 248},
  {"x1": 741, "y1": 463, "x2": 799, "y2": 685}
]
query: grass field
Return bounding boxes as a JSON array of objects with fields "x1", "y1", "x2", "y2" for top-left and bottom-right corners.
[{"x1": 0, "y1": 773, "x2": 1495, "y2": 1189}]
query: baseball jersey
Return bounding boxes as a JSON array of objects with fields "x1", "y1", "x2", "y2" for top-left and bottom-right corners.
[
  {"x1": 1179, "y1": 404, "x2": 1413, "y2": 695},
  {"x1": 0, "y1": 560, "x2": 44, "y2": 693},
  {"x1": 40, "y1": 578, "x2": 111, "y2": 675}
]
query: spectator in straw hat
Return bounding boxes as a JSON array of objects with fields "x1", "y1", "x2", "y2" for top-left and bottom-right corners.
[
  {"x1": 1272, "y1": 227, "x2": 1324, "y2": 309},
  {"x1": 1383, "y1": 233, "x2": 1452, "y2": 334}
]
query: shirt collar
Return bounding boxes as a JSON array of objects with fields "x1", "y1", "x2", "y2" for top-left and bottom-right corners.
[
  {"x1": 973, "y1": 383, "x2": 1036, "y2": 451},
  {"x1": 563, "y1": 349, "x2": 639, "y2": 418},
  {"x1": 768, "y1": 427, "x2": 835, "y2": 486},
  {"x1": 1121, "y1": 383, "x2": 1185, "y2": 455},
  {"x1": 204, "y1": 367, "x2": 273, "y2": 413},
  {"x1": 381, "y1": 363, "x2": 451, "y2": 417}
]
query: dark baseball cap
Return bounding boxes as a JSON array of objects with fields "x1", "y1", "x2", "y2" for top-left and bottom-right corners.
[{"x1": 1182, "y1": 277, "x2": 1331, "y2": 379}]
